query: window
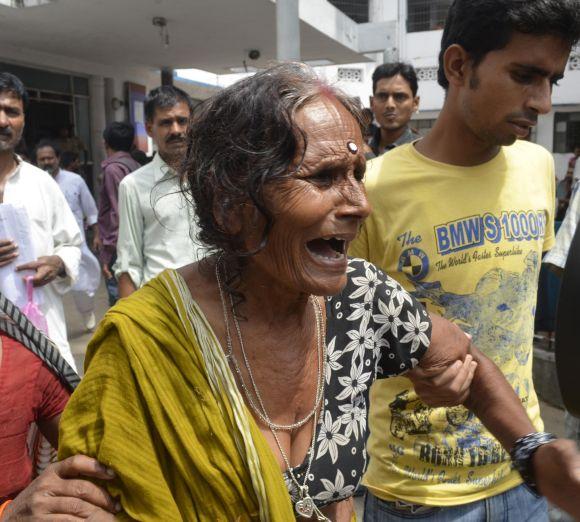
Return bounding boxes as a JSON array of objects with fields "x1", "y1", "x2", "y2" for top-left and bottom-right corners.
[
  {"x1": 327, "y1": 0, "x2": 369, "y2": 24},
  {"x1": 407, "y1": 0, "x2": 453, "y2": 33},
  {"x1": 554, "y1": 112, "x2": 580, "y2": 153},
  {"x1": 411, "y1": 118, "x2": 436, "y2": 137}
]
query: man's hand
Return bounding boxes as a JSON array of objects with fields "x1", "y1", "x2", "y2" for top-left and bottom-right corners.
[
  {"x1": 408, "y1": 354, "x2": 477, "y2": 407},
  {"x1": 102, "y1": 263, "x2": 113, "y2": 280},
  {"x1": 0, "y1": 238, "x2": 18, "y2": 267},
  {"x1": 533, "y1": 439, "x2": 580, "y2": 519},
  {"x1": 92, "y1": 232, "x2": 102, "y2": 253},
  {"x1": 16, "y1": 255, "x2": 65, "y2": 287},
  {"x1": 2, "y1": 455, "x2": 120, "y2": 521},
  {"x1": 118, "y1": 272, "x2": 137, "y2": 298}
]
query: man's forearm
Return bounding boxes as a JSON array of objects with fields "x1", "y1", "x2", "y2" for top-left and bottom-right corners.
[
  {"x1": 464, "y1": 347, "x2": 536, "y2": 451},
  {"x1": 118, "y1": 272, "x2": 137, "y2": 298}
]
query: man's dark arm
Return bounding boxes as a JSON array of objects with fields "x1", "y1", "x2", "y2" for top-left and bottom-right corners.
[
  {"x1": 412, "y1": 314, "x2": 580, "y2": 519},
  {"x1": 417, "y1": 314, "x2": 534, "y2": 448}
]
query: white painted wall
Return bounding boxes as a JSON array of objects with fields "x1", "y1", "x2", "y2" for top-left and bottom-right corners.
[
  {"x1": 369, "y1": 0, "x2": 398, "y2": 22},
  {"x1": 405, "y1": 30, "x2": 442, "y2": 67},
  {"x1": 553, "y1": 70, "x2": 580, "y2": 105}
]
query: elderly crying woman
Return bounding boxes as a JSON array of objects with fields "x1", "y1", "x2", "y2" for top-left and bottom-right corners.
[{"x1": 58, "y1": 64, "x2": 567, "y2": 521}]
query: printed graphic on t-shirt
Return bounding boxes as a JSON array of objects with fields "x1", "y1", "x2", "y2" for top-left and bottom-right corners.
[
  {"x1": 387, "y1": 209, "x2": 544, "y2": 489},
  {"x1": 433, "y1": 210, "x2": 547, "y2": 256}
]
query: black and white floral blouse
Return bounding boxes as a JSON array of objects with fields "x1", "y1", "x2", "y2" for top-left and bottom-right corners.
[{"x1": 283, "y1": 257, "x2": 431, "y2": 508}]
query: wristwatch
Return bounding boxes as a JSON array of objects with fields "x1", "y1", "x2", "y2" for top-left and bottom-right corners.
[{"x1": 510, "y1": 431, "x2": 557, "y2": 492}]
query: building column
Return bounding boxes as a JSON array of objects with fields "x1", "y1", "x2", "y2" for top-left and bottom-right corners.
[
  {"x1": 396, "y1": 0, "x2": 407, "y2": 61},
  {"x1": 89, "y1": 75, "x2": 106, "y2": 191},
  {"x1": 368, "y1": 0, "x2": 400, "y2": 63},
  {"x1": 276, "y1": 0, "x2": 300, "y2": 62}
]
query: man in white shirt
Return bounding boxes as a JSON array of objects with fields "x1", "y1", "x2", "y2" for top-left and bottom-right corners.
[
  {"x1": 115, "y1": 86, "x2": 203, "y2": 297},
  {"x1": 0, "y1": 73, "x2": 81, "y2": 368},
  {"x1": 35, "y1": 140, "x2": 101, "y2": 331}
]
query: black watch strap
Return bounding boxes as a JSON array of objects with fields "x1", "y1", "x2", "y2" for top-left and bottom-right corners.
[{"x1": 510, "y1": 432, "x2": 557, "y2": 492}]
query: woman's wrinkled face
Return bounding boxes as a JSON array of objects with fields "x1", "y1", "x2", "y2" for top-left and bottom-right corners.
[{"x1": 246, "y1": 96, "x2": 371, "y2": 296}]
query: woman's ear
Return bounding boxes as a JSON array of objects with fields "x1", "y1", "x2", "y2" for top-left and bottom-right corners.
[
  {"x1": 213, "y1": 196, "x2": 243, "y2": 236},
  {"x1": 213, "y1": 195, "x2": 268, "y2": 252}
]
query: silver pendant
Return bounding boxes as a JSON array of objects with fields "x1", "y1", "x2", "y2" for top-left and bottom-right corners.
[
  {"x1": 295, "y1": 495, "x2": 315, "y2": 518},
  {"x1": 295, "y1": 487, "x2": 315, "y2": 518}
]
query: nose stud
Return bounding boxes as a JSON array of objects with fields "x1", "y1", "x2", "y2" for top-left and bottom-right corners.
[{"x1": 347, "y1": 141, "x2": 358, "y2": 154}]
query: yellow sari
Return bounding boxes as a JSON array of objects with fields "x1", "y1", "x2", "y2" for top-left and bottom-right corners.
[{"x1": 58, "y1": 270, "x2": 293, "y2": 521}]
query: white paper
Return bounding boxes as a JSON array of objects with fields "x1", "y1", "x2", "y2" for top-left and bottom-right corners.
[{"x1": 0, "y1": 204, "x2": 43, "y2": 308}]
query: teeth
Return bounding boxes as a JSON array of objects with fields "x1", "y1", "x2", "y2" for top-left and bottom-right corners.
[
  {"x1": 306, "y1": 236, "x2": 347, "y2": 261},
  {"x1": 311, "y1": 250, "x2": 345, "y2": 260}
]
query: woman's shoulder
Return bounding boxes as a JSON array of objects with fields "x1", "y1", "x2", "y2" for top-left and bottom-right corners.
[
  {"x1": 334, "y1": 257, "x2": 422, "y2": 323},
  {"x1": 342, "y1": 257, "x2": 402, "y2": 298},
  {"x1": 111, "y1": 270, "x2": 182, "y2": 317}
]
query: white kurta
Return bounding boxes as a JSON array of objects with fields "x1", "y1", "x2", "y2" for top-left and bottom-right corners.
[
  {"x1": 545, "y1": 183, "x2": 580, "y2": 269},
  {"x1": 2, "y1": 160, "x2": 81, "y2": 368},
  {"x1": 54, "y1": 169, "x2": 101, "y2": 297},
  {"x1": 114, "y1": 153, "x2": 204, "y2": 287}
]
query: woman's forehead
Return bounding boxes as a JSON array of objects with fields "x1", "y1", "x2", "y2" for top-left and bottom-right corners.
[
  {"x1": 295, "y1": 98, "x2": 361, "y2": 154},
  {"x1": 296, "y1": 97, "x2": 358, "y2": 132}
]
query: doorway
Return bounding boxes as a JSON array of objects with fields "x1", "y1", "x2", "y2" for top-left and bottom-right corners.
[{"x1": 24, "y1": 99, "x2": 73, "y2": 151}]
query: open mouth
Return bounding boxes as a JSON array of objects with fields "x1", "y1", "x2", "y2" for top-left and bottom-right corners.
[{"x1": 306, "y1": 237, "x2": 346, "y2": 261}]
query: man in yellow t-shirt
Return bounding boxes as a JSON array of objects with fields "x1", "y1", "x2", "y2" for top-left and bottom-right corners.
[{"x1": 350, "y1": 0, "x2": 580, "y2": 519}]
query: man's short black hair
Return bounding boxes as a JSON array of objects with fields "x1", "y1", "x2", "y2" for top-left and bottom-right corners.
[
  {"x1": 438, "y1": 0, "x2": 580, "y2": 90},
  {"x1": 61, "y1": 150, "x2": 79, "y2": 169},
  {"x1": 103, "y1": 121, "x2": 135, "y2": 152},
  {"x1": 372, "y1": 62, "x2": 418, "y2": 97},
  {"x1": 144, "y1": 85, "x2": 193, "y2": 122},
  {"x1": 34, "y1": 139, "x2": 60, "y2": 158},
  {"x1": 0, "y1": 72, "x2": 29, "y2": 110}
]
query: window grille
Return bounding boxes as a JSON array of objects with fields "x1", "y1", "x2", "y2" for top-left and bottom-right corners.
[
  {"x1": 416, "y1": 67, "x2": 438, "y2": 82},
  {"x1": 337, "y1": 67, "x2": 363, "y2": 83},
  {"x1": 327, "y1": 0, "x2": 369, "y2": 24},
  {"x1": 407, "y1": 0, "x2": 452, "y2": 33}
]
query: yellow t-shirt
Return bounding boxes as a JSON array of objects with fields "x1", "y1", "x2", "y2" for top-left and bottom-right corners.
[{"x1": 350, "y1": 140, "x2": 555, "y2": 506}]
